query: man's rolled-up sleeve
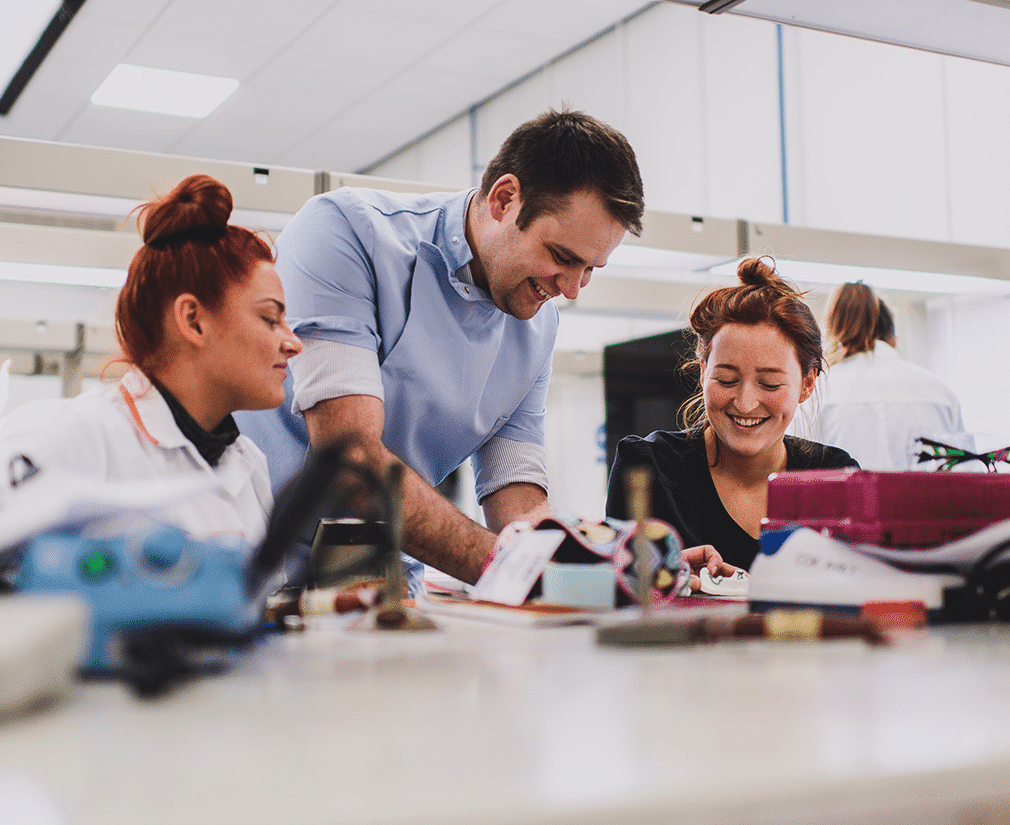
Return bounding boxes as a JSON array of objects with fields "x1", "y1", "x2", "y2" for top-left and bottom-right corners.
[
  {"x1": 290, "y1": 338, "x2": 384, "y2": 416},
  {"x1": 277, "y1": 194, "x2": 386, "y2": 416}
]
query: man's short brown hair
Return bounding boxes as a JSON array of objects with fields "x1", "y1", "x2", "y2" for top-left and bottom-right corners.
[{"x1": 480, "y1": 108, "x2": 645, "y2": 236}]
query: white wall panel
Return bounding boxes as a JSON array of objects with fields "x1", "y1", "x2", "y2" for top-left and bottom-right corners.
[
  {"x1": 369, "y1": 117, "x2": 471, "y2": 188},
  {"x1": 544, "y1": 372, "x2": 609, "y2": 519},
  {"x1": 550, "y1": 31, "x2": 627, "y2": 131},
  {"x1": 476, "y1": 70, "x2": 557, "y2": 168},
  {"x1": 779, "y1": 24, "x2": 809, "y2": 227},
  {"x1": 926, "y1": 294, "x2": 1010, "y2": 441},
  {"x1": 944, "y1": 57, "x2": 1010, "y2": 248},
  {"x1": 369, "y1": 117, "x2": 473, "y2": 189},
  {"x1": 382, "y1": 4, "x2": 783, "y2": 223},
  {"x1": 369, "y1": 148, "x2": 422, "y2": 183},
  {"x1": 417, "y1": 117, "x2": 474, "y2": 189},
  {"x1": 788, "y1": 29, "x2": 950, "y2": 240},
  {"x1": 624, "y1": 4, "x2": 707, "y2": 214},
  {"x1": 699, "y1": 14, "x2": 782, "y2": 223}
]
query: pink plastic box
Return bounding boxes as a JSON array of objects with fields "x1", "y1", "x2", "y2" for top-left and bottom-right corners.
[{"x1": 763, "y1": 469, "x2": 1010, "y2": 548}]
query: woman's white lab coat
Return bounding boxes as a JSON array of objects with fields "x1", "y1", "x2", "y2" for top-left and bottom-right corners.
[{"x1": 0, "y1": 369, "x2": 272, "y2": 545}]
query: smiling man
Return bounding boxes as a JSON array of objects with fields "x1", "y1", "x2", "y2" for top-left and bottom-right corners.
[{"x1": 237, "y1": 110, "x2": 645, "y2": 591}]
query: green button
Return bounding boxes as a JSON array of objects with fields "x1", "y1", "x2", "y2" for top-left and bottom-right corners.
[{"x1": 80, "y1": 550, "x2": 115, "y2": 579}]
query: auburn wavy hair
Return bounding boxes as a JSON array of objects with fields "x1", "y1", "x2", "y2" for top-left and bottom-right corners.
[{"x1": 680, "y1": 257, "x2": 823, "y2": 430}]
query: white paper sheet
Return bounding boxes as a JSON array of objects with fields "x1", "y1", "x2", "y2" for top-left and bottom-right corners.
[{"x1": 470, "y1": 530, "x2": 566, "y2": 606}]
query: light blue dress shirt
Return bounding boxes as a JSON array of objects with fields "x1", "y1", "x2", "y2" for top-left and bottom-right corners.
[{"x1": 236, "y1": 187, "x2": 558, "y2": 591}]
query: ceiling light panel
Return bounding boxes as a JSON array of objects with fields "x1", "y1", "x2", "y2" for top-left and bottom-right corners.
[{"x1": 91, "y1": 64, "x2": 239, "y2": 118}]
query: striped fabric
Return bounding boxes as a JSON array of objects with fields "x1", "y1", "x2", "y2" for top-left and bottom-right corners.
[{"x1": 291, "y1": 337, "x2": 384, "y2": 415}]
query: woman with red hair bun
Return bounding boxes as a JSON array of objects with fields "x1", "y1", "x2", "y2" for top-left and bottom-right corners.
[
  {"x1": 0, "y1": 174, "x2": 302, "y2": 544},
  {"x1": 606, "y1": 257, "x2": 858, "y2": 571}
]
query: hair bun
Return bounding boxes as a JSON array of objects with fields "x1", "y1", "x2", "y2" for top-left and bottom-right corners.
[
  {"x1": 736, "y1": 256, "x2": 802, "y2": 297},
  {"x1": 141, "y1": 174, "x2": 232, "y2": 248}
]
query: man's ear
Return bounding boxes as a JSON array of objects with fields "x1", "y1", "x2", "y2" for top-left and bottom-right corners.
[
  {"x1": 486, "y1": 174, "x2": 521, "y2": 222},
  {"x1": 172, "y1": 293, "x2": 206, "y2": 347}
]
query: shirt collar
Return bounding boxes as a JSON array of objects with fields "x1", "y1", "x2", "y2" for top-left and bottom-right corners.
[
  {"x1": 454, "y1": 261, "x2": 475, "y2": 289},
  {"x1": 436, "y1": 188, "x2": 477, "y2": 273},
  {"x1": 433, "y1": 188, "x2": 498, "y2": 305}
]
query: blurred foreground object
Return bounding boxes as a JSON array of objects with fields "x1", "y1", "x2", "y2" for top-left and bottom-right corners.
[{"x1": 0, "y1": 594, "x2": 89, "y2": 717}]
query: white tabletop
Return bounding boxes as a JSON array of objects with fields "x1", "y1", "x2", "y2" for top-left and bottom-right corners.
[{"x1": 4, "y1": 611, "x2": 1010, "y2": 825}]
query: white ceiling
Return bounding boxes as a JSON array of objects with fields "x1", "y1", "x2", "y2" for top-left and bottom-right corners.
[
  {"x1": 5, "y1": 0, "x2": 1010, "y2": 177},
  {"x1": 0, "y1": 0, "x2": 654, "y2": 175}
]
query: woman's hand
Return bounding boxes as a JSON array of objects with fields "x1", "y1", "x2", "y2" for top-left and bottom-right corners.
[{"x1": 682, "y1": 544, "x2": 741, "y2": 591}]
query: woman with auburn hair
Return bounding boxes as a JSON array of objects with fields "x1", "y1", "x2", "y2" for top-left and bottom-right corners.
[
  {"x1": 0, "y1": 174, "x2": 302, "y2": 543},
  {"x1": 606, "y1": 257, "x2": 858, "y2": 570},
  {"x1": 808, "y1": 280, "x2": 968, "y2": 471}
]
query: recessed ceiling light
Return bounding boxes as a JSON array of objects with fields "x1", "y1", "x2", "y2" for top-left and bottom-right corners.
[{"x1": 91, "y1": 64, "x2": 238, "y2": 119}]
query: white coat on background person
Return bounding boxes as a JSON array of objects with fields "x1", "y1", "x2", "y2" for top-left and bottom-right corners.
[
  {"x1": 796, "y1": 282, "x2": 970, "y2": 471},
  {"x1": 805, "y1": 339, "x2": 968, "y2": 471},
  {"x1": 0, "y1": 174, "x2": 301, "y2": 546}
]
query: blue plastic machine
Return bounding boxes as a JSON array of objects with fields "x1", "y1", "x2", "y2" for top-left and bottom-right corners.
[
  {"x1": 17, "y1": 524, "x2": 258, "y2": 671},
  {"x1": 7, "y1": 443, "x2": 387, "y2": 694}
]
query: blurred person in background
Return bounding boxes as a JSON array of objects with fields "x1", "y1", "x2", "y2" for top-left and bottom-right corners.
[{"x1": 805, "y1": 281, "x2": 969, "y2": 471}]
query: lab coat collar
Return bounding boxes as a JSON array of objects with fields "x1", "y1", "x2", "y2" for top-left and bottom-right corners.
[
  {"x1": 119, "y1": 369, "x2": 189, "y2": 450},
  {"x1": 846, "y1": 340, "x2": 900, "y2": 367},
  {"x1": 872, "y1": 340, "x2": 900, "y2": 360},
  {"x1": 118, "y1": 370, "x2": 251, "y2": 498}
]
